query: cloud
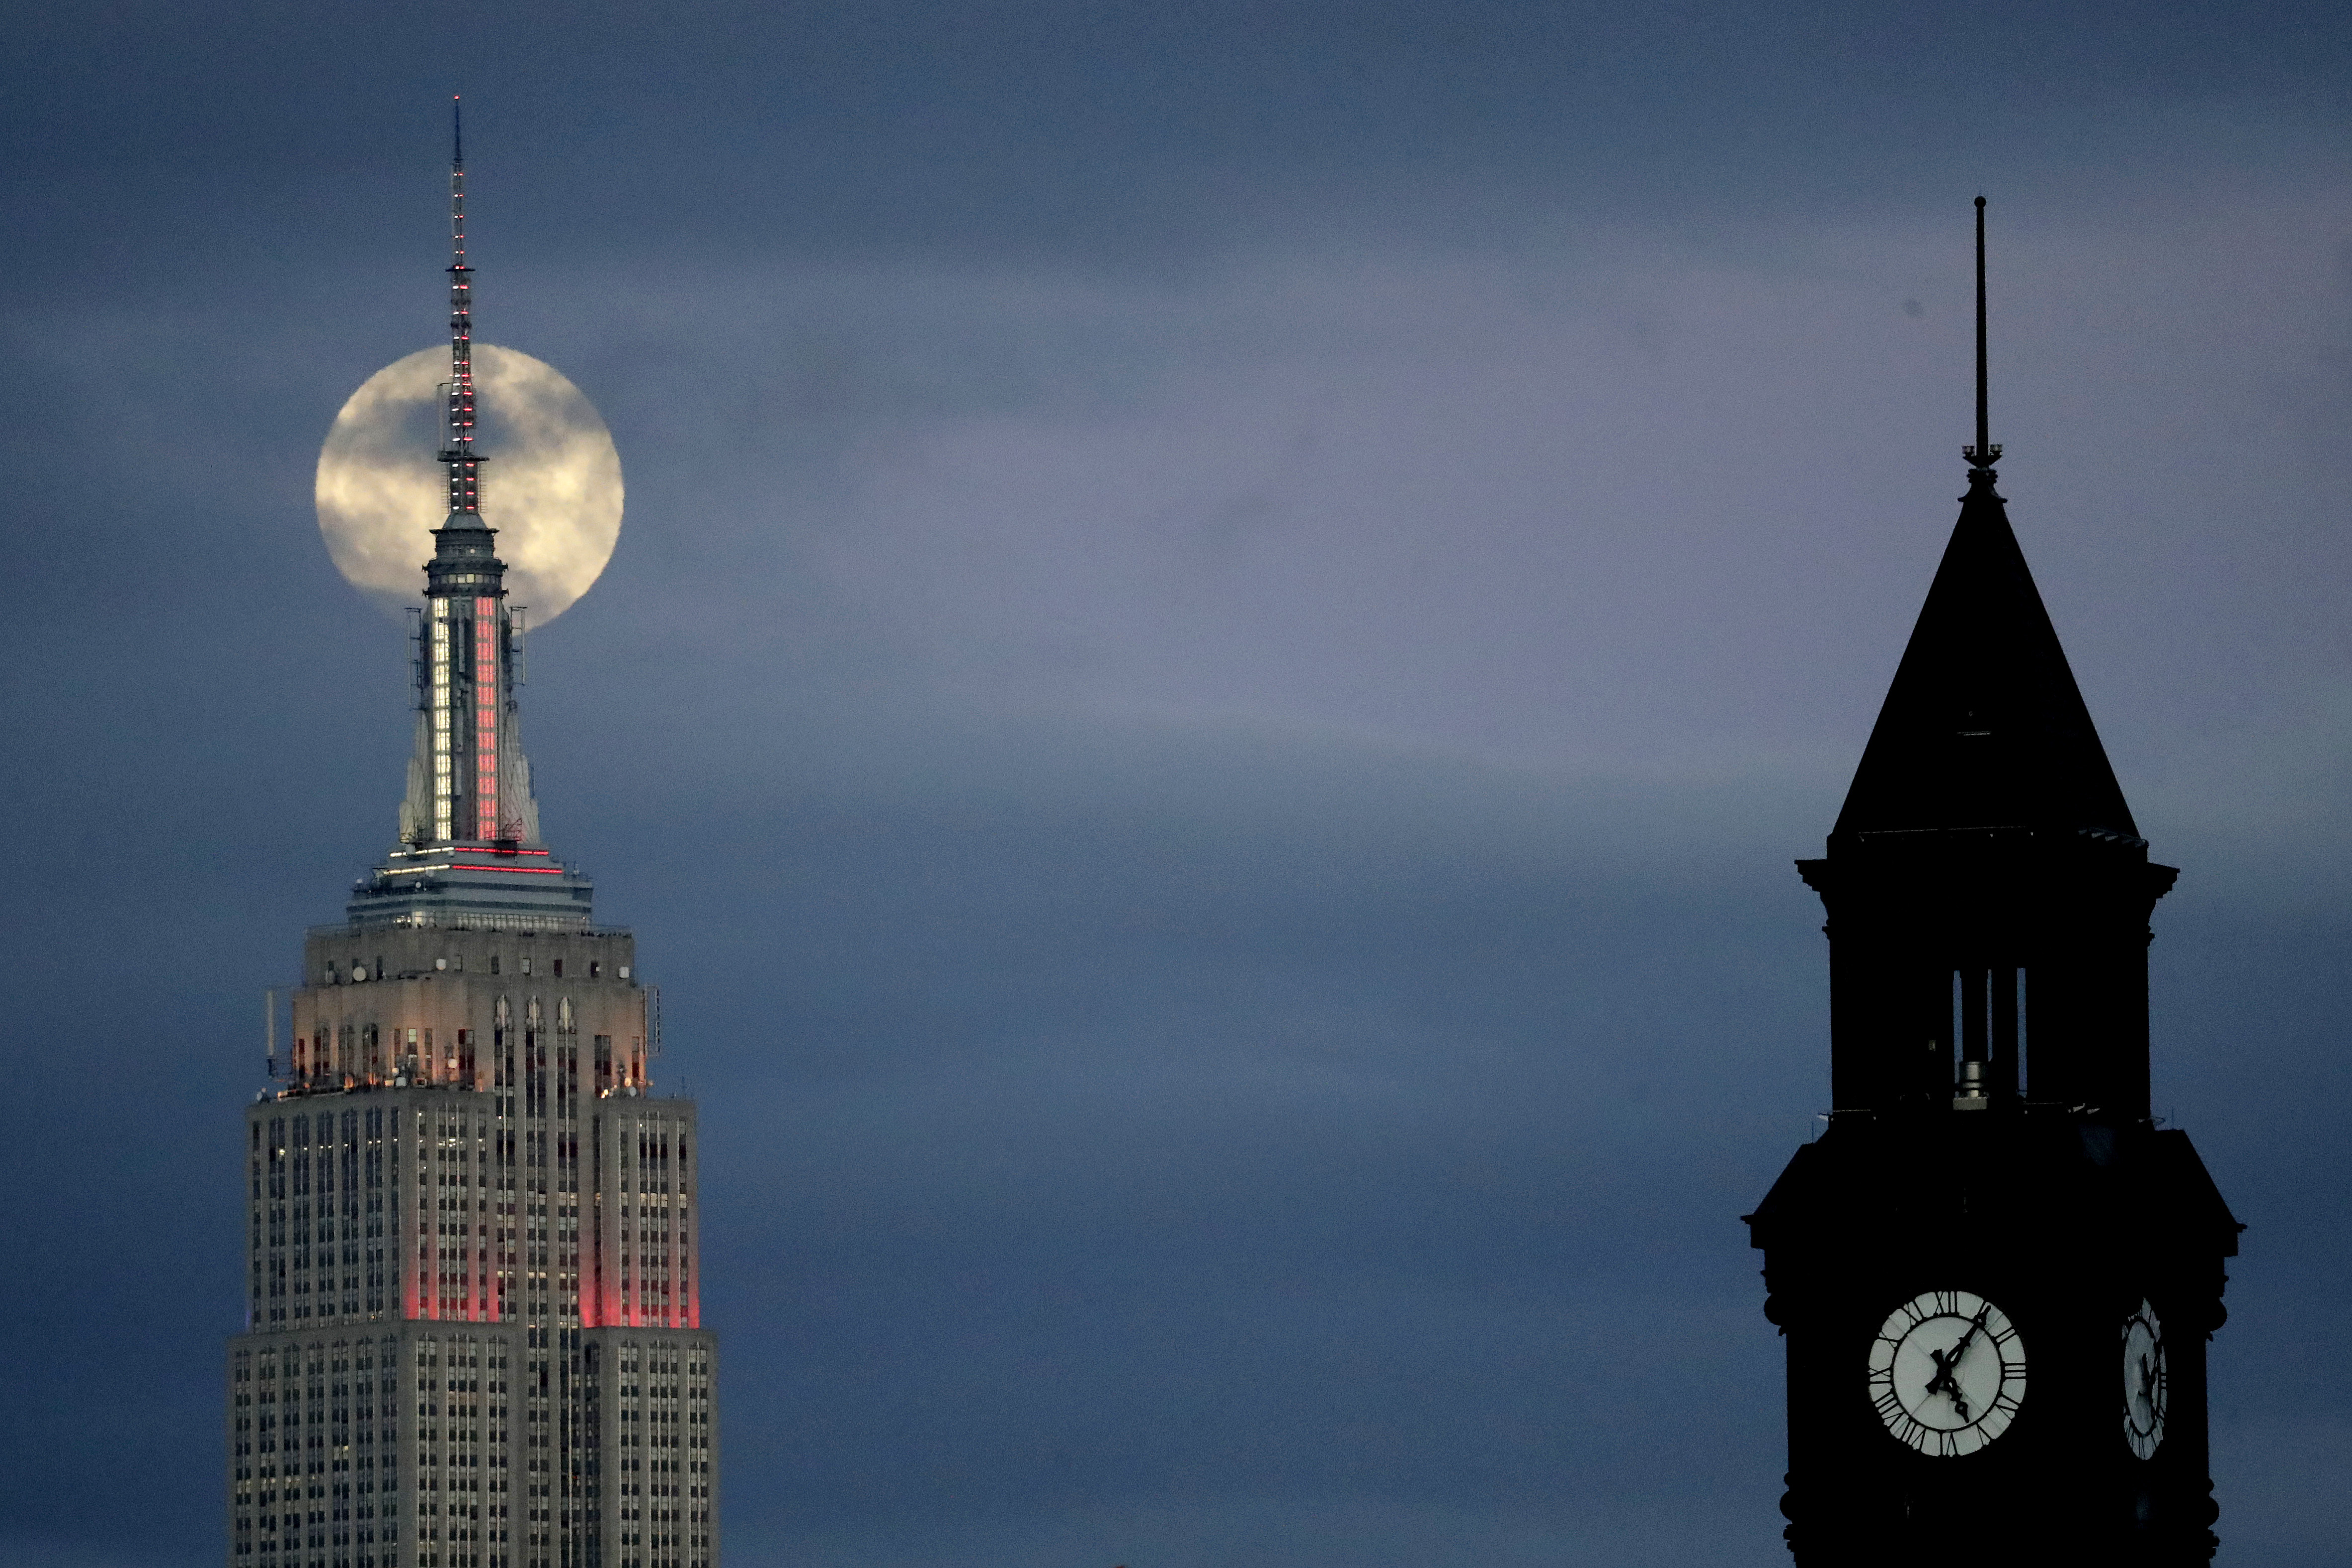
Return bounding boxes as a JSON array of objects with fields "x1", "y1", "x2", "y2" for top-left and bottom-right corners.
[{"x1": 499, "y1": 180, "x2": 2352, "y2": 851}]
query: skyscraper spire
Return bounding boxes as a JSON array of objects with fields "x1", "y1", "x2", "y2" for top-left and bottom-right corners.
[
  {"x1": 1963, "y1": 194, "x2": 2001, "y2": 482},
  {"x1": 442, "y1": 94, "x2": 482, "y2": 522},
  {"x1": 353, "y1": 109, "x2": 589, "y2": 926}
]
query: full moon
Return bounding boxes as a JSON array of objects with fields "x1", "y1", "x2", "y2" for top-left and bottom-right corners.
[{"x1": 316, "y1": 343, "x2": 624, "y2": 624}]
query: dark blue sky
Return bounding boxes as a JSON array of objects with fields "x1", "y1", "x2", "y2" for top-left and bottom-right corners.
[{"x1": 3, "y1": 3, "x2": 2350, "y2": 1565}]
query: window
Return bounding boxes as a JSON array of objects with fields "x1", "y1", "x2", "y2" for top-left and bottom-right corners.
[{"x1": 1947, "y1": 966, "x2": 2027, "y2": 1097}]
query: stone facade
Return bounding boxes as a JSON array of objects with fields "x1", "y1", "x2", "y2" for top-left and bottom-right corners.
[{"x1": 228, "y1": 921, "x2": 719, "y2": 1568}]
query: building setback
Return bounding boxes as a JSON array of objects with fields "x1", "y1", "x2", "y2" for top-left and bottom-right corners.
[{"x1": 227, "y1": 108, "x2": 718, "y2": 1568}]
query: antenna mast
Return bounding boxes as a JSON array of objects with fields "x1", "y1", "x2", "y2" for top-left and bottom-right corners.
[
  {"x1": 1963, "y1": 195, "x2": 2001, "y2": 477},
  {"x1": 441, "y1": 95, "x2": 483, "y2": 519}
]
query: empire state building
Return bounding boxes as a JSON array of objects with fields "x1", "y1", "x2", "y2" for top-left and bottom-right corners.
[{"x1": 226, "y1": 113, "x2": 720, "y2": 1568}]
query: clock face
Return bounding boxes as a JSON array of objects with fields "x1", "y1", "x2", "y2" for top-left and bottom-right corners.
[
  {"x1": 1866, "y1": 1289, "x2": 2028, "y2": 1457},
  {"x1": 2122, "y1": 1299, "x2": 2168, "y2": 1461}
]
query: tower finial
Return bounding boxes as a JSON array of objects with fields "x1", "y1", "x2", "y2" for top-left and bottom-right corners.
[{"x1": 1964, "y1": 195, "x2": 2001, "y2": 479}]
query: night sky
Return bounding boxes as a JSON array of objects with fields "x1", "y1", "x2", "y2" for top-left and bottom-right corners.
[{"x1": 4, "y1": 3, "x2": 2351, "y2": 1565}]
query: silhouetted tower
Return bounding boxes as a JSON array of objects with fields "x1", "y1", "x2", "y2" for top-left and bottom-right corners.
[{"x1": 1746, "y1": 200, "x2": 2240, "y2": 1565}]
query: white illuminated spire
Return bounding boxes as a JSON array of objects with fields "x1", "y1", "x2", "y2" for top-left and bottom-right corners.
[{"x1": 361, "y1": 108, "x2": 584, "y2": 930}]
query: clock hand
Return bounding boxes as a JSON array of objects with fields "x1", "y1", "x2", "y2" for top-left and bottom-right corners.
[
  {"x1": 1920, "y1": 1349, "x2": 1972, "y2": 1420},
  {"x1": 1921, "y1": 1308, "x2": 1993, "y2": 1417},
  {"x1": 1947, "y1": 1305, "x2": 1993, "y2": 1364}
]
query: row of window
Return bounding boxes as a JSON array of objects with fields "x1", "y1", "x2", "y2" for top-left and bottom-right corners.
[{"x1": 325, "y1": 955, "x2": 628, "y2": 984}]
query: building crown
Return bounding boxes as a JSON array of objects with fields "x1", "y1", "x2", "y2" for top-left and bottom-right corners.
[{"x1": 346, "y1": 109, "x2": 589, "y2": 933}]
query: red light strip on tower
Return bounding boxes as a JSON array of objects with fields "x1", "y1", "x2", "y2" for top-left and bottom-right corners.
[{"x1": 475, "y1": 597, "x2": 499, "y2": 839}]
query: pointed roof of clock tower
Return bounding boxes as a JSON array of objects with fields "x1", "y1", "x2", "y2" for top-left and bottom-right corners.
[
  {"x1": 1829, "y1": 197, "x2": 2137, "y2": 846},
  {"x1": 1829, "y1": 476, "x2": 2136, "y2": 844}
]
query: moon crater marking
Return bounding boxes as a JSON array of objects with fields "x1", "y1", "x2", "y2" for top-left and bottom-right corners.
[{"x1": 316, "y1": 343, "x2": 623, "y2": 624}]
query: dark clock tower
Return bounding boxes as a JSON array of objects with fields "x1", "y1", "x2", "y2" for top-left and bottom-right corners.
[{"x1": 1746, "y1": 201, "x2": 2241, "y2": 1565}]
